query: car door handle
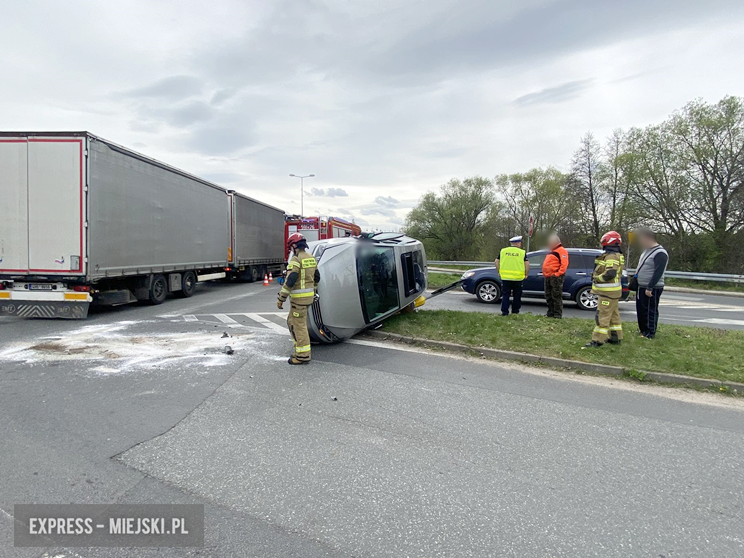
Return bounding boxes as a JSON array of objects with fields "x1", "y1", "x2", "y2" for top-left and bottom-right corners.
[
  {"x1": 537, "y1": 273, "x2": 544, "y2": 276},
  {"x1": 575, "y1": 272, "x2": 587, "y2": 275}
]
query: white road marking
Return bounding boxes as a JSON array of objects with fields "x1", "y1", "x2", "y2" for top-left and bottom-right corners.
[
  {"x1": 347, "y1": 338, "x2": 440, "y2": 354},
  {"x1": 214, "y1": 314, "x2": 238, "y2": 324},
  {"x1": 695, "y1": 318, "x2": 744, "y2": 326},
  {"x1": 183, "y1": 315, "x2": 198, "y2": 322},
  {"x1": 242, "y1": 313, "x2": 287, "y2": 333}
]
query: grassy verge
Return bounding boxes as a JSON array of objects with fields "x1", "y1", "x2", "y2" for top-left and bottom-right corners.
[
  {"x1": 665, "y1": 277, "x2": 744, "y2": 293},
  {"x1": 427, "y1": 272, "x2": 462, "y2": 289},
  {"x1": 380, "y1": 310, "x2": 744, "y2": 384},
  {"x1": 429, "y1": 264, "x2": 484, "y2": 271}
]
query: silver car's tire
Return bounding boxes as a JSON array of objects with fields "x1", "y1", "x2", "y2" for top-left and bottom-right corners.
[
  {"x1": 576, "y1": 286, "x2": 598, "y2": 311},
  {"x1": 476, "y1": 281, "x2": 501, "y2": 304}
]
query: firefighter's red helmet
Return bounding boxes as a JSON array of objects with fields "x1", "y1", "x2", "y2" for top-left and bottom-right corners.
[
  {"x1": 286, "y1": 232, "x2": 306, "y2": 249},
  {"x1": 600, "y1": 230, "x2": 622, "y2": 247}
]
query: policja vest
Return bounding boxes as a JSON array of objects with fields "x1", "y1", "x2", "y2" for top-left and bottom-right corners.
[{"x1": 499, "y1": 246, "x2": 526, "y2": 281}]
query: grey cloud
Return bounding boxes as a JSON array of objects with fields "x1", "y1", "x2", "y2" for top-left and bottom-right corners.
[
  {"x1": 122, "y1": 75, "x2": 203, "y2": 100},
  {"x1": 165, "y1": 101, "x2": 216, "y2": 126},
  {"x1": 514, "y1": 79, "x2": 593, "y2": 107},
  {"x1": 308, "y1": 187, "x2": 348, "y2": 197},
  {"x1": 186, "y1": 125, "x2": 256, "y2": 155},
  {"x1": 362, "y1": 0, "x2": 743, "y2": 83},
  {"x1": 211, "y1": 88, "x2": 238, "y2": 106},
  {"x1": 375, "y1": 195, "x2": 399, "y2": 207},
  {"x1": 361, "y1": 207, "x2": 396, "y2": 217}
]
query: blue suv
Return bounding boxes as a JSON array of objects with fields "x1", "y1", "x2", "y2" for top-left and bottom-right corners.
[{"x1": 460, "y1": 248, "x2": 629, "y2": 311}]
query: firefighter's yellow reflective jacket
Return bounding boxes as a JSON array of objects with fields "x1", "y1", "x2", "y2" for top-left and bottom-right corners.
[
  {"x1": 591, "y1": 251, "x2": 624, "y2": 299},
  {"x1": 278, "y1": 249, "x2": 318, "y2": 306}
]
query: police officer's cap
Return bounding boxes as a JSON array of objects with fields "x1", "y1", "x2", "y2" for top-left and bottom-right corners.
[{"x1": 509, "y1": 235, "x2": 523, "y2": 243}]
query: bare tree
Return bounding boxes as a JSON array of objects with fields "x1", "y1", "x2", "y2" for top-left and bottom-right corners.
[{"x1": 570, "y1": 132, "x2": 605, "y2": 240}]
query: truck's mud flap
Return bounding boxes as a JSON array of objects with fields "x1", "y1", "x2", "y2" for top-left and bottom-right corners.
[{"x1": 0, "y1": 301, "x2": 90, "y2": 319}]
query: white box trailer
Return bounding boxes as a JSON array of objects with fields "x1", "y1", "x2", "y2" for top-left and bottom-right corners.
[{"x1": 0, "y1": 132, "x2": 284, "y2": 318}]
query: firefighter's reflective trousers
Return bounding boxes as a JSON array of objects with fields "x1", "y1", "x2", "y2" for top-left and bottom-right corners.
[
  {"x1": 592, "y1": 295, "x2": 623, "y2": 343},
  {"x1": 287, "y1": 303, "x2": 311, "y2": 361}
]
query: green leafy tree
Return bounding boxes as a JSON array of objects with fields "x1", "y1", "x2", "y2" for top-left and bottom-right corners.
[
  {"x1": 669, "y1": 96, "x2": 744, "y2": 268},
  {"x1": 404, "y1": 177, "x2": 495, "y2": 260}
]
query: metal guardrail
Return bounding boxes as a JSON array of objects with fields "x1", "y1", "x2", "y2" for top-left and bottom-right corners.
[{"x1": 428, "y1": 261, "x2": 744, "y2": 284}]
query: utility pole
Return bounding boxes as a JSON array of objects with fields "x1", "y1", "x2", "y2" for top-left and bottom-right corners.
[{"x1": 289, "y1": 174, "x2": 315, "y2": 217}]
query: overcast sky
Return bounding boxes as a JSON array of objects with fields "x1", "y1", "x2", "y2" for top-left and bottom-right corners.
[{"x1": 2, "y1": 0, "x2": 743, "y2": 230}]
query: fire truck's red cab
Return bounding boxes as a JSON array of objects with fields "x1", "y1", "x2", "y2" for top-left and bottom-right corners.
[{"x1": 284, "y1": 216, "x2": 362, "y2": 255}]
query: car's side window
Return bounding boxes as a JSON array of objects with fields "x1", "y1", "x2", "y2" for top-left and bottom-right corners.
[
  {"x1": 581, "y1": 255, "x2": 598, "y2": 270},
  {"x1": 566, "y1": 253, "x2": 584, "y2": 269},
  {"x1": 527, "y1": 253, "x2": 545, "y2": 272},
  {"x1": 357, "y1": 246, "x2": 400, "y2": 323}
]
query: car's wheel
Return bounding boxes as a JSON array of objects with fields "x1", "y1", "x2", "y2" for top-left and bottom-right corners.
[
  {"x1": 148, "y1": 274, "x2": 167, "y2": 305},
  {"x1": 575, "y1": 286, "x2": 598, "y2": 311},
  {"x1": 177, "y1": 271, "x2": 196, "y2": 298},
  {"x1": 475, "y1": 280, "x2": 501, "y2": 303}
]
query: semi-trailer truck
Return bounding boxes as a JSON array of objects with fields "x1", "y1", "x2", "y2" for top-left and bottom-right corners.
[{"x1": 0, "y1": 132, "x2": 285, "y2": 319}]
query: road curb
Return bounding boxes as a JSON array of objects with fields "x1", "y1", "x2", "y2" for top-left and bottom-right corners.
[{"x1": 363, "y1": 329, "x2": 744, "y2": 393}]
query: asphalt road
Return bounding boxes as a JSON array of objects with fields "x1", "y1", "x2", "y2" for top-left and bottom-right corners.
[
  {"x1": 426, "y1": 287, "x2": 744, "y2": 329},
  {"x1": 1, "y1": 282, "x2": 744, "y2": 557}
]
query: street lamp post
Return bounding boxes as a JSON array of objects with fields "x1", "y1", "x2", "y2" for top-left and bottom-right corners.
[{"x1": 289, "y1": 174, "x2": 315, "y2": 217}]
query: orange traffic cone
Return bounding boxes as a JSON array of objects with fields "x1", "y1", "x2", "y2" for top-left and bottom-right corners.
[
  {"x1": 263, "y1": 274, "x2": 269, "y2": 286},
  {"x1": 269, "y1": 272, "x2": 273, "y2": 282}
]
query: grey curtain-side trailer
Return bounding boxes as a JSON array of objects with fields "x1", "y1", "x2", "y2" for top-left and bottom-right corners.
[{"x1": 0, "y1": 132, "x2": 285, "y2": 318}]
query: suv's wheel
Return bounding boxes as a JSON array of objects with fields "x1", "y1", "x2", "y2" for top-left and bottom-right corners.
[
  {"x1": 476, "y1": 280, "x2": 501, "y2": 303},
  {"x1": 575, "y1": 286, "x2": 598, "y2": 311},
  {"x1": 148, "y1": 274, "x2": 167, "y2": 305}
]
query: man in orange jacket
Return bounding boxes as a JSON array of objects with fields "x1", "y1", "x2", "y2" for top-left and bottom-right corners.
[{"x1": 542, "y1": 234, "x2": 569, "y2": 318}]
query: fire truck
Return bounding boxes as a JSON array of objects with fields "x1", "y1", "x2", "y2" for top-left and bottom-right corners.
[{"x1": 284, "y1": 216, "x2": 362, "y2": 248}]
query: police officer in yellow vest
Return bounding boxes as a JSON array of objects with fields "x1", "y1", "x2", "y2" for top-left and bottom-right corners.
[
  {"x1": 278, "y1": 233, "x2": 319, "y2": 365},
  {"x1": 586, "y1": 230, "x2": 625, "y2": 347},
  {"x1": 495, "y1": 236, "x2": 530, "y2": 316}
]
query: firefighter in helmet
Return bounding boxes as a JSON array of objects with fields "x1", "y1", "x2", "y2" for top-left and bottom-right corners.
[
  {"x1": 586, "y1": 231, "x2": 625, "y2": 348},
  {"x1": 278, "y1": 233, "x2": 319, "y2": 365}
]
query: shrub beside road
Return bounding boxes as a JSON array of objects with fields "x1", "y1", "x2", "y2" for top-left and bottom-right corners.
[{"x1": 382, "y1": 310, "x2": 744, "y2": 384}]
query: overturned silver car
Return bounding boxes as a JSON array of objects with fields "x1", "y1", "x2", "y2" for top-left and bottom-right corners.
[{"x1": 306, "y1": 233, "x2": 427, "y2": 343}]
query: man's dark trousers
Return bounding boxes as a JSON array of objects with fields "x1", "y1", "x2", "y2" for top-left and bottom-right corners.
[
  {"x1": 501, "y1": 280, "x2": 523, "y2": 315},
  {"x1": 544, "y1": 275, "x2": 564, "y2": 318},
  {"x1": 636, "y1": 287, "x2": 663, "y2": 338}
]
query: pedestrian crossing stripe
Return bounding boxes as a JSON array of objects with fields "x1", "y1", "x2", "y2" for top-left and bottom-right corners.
[{"x1": 178, "y1": 312, "x2": 289, "y2": 332}]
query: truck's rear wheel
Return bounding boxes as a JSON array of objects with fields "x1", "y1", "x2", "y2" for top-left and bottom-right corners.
[
  {"x1": 177, "y1": 271, "x2": 196, "y2": 298},
  {"x1": 250, "y1": 266, "x2": 260, "y2": 282},
  {"x1": 149, "y1": 274, "x2": 167, "y2": 305}
]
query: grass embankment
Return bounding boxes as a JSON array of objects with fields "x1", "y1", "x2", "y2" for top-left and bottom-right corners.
[
  {"x1": 428, "y1": 272, "x2": 462, "y2": 289},
  {"x1": 381, "y1": 310, "x2": 744, "y2": 384}
]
